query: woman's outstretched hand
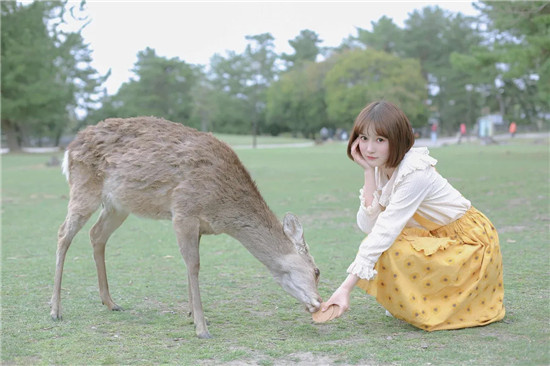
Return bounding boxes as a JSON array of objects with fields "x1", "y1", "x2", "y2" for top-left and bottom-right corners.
[
  {"x1": 323, "y1": 274, "x2": 360, "y2": 318},
  {"x1": 323, "y1": 287, "x2": 351, "y2": 318}
]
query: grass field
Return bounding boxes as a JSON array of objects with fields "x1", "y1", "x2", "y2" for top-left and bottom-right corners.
[{"x1": 1, "y1": 135, "x2": 549, "y2": 365}]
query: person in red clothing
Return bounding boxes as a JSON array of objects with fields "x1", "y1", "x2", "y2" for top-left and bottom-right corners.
[
  {"x1": 509, "y1": 121, "x2": 517, "y2": 138},
  {"x1": 458, "y1": 123, "x2": 468, "y2": 144}
]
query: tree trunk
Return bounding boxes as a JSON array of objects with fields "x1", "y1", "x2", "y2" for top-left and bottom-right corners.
[{"x1": 1, "y1": 119, "x2": 21, "y2": 151}]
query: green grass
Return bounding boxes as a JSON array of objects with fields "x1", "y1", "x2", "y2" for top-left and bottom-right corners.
[
  {"x1": 214, "y1": 133, "x2": 312, "y2": 147},
  {"x1": 2, "y1": 137, "x2": 549, "y2": 365}
]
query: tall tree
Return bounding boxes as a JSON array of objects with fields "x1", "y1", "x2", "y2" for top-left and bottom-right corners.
[
  {"x1": 244, "y1": 33, "x2": 278, "y2": 146},
  {"x1": 208, "y1": 33, "x2": 278, "y2": 141},
  {"x1": 208, "y1": 51, "x2": 255, "y2": 134},
  {"x1": 355, "y1": 16, "x2": 404, "y2": 55},
  {"x1": 266, "y1": 59, "x2": 331, "y2": 138},
  {"x1": 1, "y1": 0, "x2": 107, "y2": 149},
  {"x1": 281, "y1": 29, "x2": 323, "y2": 69},
  {"x1": 324, "y1": 49, "x2": 428, "y2": 129},
  {"x1": 400, "y1": 6, "x2": 482, "y2": 132},
  {"x1": 89, "y1": 48, "x2": 200, "y2": 127},
  {"x1": 473, "y1": 1, "x2": 549, "y2": 125}
]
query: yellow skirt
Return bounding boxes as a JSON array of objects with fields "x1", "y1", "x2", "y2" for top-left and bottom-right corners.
[{"x1": 357, "y1": 207, "x2": 505, "y2": 331}]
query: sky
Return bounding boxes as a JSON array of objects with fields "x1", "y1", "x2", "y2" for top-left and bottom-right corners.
[{"x1": 76, "y1": 1, "x2": 480, "y2": 95}]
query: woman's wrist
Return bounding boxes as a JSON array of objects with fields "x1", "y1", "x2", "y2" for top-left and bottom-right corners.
[{"x1": 340, "y1": 273, "x2": 360, "y2": 292}]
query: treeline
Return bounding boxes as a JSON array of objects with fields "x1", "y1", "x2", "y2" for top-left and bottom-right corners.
[{"x1": 1, "y1": 1, "x2": 548, "y2": 149}]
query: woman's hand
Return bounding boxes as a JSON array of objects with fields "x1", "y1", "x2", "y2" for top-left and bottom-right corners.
[
  {"x1": 323, "y1": 274, "x2": 359, "y2": 317},
  {"x1": 350, "y1": 138, "x2": 374, "y2": 172},
  {"x1": 323, "y1": 287, "x2": 351, "y2": 317}
]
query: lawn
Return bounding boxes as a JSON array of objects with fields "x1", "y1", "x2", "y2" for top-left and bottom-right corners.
[{"x1": 1, "y1": 136, "x2": 549, "y2": 365}]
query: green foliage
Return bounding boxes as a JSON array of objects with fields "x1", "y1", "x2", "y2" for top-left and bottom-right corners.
[
  {"x1": 324, "y1": 49, "x2": 427, "y2": 128},
  {"x1": 87, "y1": 48, "x2": 200, "y2": 128},
  {"x1": 2, "y1": 2, "x2": 548, "y2": 144},
  {"x1": 266, "y1": 60, "x2": 330, "y2": 138},
  {"x1": 356, "y1": 16, "x2": 404, "y2": 55},
  {"x1": 470, "y1": 1, "x2": 550, "y2": 124},
  {"x1": 281, "y1": 29, "x2": 323, "y2": 68},
  {"x1": 1, "y1": 1, "x2": 107, "y2": 149},
  {"x1": 399, "y1": 7, "x2": 484, "y2": 133},
  {"x1": 1, "y1": 136, "x2": 548, "y2": 365},
  {"x1": 206, "y1": 33, "x2": 278, "y2": 136}
]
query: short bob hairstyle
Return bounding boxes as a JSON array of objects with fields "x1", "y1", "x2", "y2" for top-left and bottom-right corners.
[{"x1": 347, "y1": 101, "x2": 415, "y2": 168}]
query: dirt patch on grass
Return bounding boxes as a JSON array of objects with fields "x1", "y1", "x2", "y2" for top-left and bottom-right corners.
[
  {"x1": 199, "y1": 351, "x2": 354, "y2": 366},
  {"x1": 272, "y1": 352, "x2": 352, "y2": 365}
]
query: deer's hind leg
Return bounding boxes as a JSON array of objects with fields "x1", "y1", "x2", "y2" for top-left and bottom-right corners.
[
  {"x1": 51, "y1": 174, "x2": 102, "y2": 320},
  {"x1": 89, "y1": 203, "x2": 129, "y2": 311}
]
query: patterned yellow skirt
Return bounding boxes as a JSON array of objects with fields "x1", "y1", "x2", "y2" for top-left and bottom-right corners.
[{"x1": 356, "y1": 207, "x2": 505, "y2": 331}]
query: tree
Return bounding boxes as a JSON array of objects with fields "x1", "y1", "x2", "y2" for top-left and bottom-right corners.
[
  {"x1": 399, "y1": 6, "x2": 483, "y2": 132},
  {"x1": 324, "y1": 49, "x2": 427, "y2": 129},
  {"x1": 208, "y1": 33, "x2": 278, "y2": 142},
  {"x1": 208, "y1": 51, "x2": 254, "y2": 134},
  {"x1": 355, "y1": 16, "x2": 404, "y2": 55},
  {"x1": 471, "y1": 1, "x2": 549, "y2": 126},
  {"x1": 1, "y1": 0, "x2": 107, "y2": 149},
  {"x1": 89, "y1": 48, "x2": 200, "y2": 128},
  {"x1": 266, "y1": 60, "x2": 331, "y2": 138},
  {"x1": 281, "y1": 29, "x2": 323, "y2": 69},
  {"x1": 244, "y1": 33, "x2": 278, "y2": 146}
]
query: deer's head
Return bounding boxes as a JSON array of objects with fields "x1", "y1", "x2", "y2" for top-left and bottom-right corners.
[{"x1": 275, "y1": 213, "x2": 321, "y2": 313}]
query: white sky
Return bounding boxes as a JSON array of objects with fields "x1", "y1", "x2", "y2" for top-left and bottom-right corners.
[{"x1": 77, "y1": 1, "x2": 479, "y2": 95}]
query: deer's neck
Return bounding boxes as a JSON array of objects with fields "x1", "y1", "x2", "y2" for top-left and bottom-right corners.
[{"x1": 228, "y1": 214, "x2": 291, "y2": 273}]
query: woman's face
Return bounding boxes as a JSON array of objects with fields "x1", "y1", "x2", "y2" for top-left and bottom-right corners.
[{"x1": 357, "y1": 126, "x2": 390, "y2": 169}]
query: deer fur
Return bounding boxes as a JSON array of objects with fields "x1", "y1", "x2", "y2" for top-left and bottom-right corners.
[{"x1": 50, "y1": 116, "x2": 321, "y2": 338}]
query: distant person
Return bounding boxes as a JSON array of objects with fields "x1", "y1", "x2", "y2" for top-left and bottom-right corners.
[
  {"x1": 509, "y1": 122, "x2": 517, "y2": 138},
  {"x1": 458, "y1": 123, "x2": 468, "y2": 144},
  {"x1": 320, "y1": 100, "x2": 505, "y2": 331},
  {"x1": 430, "y1": 122, "x2": 438, "y2": 146}
]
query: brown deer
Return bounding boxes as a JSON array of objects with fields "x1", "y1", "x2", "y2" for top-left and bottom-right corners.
[{"x1": 50, "y1": 117, "x2": 321, "y2": 338}]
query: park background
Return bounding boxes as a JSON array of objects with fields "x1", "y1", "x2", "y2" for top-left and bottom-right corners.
[
  {"x1": 2, "y1": 1, "x2": 549, "y2": 365},
  {"x1": 1, "y1": 1, "x2": 548, "y2": 149}
]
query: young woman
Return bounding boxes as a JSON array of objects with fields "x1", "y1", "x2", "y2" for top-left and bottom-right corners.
[{"x1": 323, "y1": 101, "x2": 505, "y2": 331}]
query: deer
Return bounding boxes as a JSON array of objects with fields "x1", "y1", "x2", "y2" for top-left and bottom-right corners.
[{"x1": 50, "y1": 116, "x2": 322, "y2": 338}]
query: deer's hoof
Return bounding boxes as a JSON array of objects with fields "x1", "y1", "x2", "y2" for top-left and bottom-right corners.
[
  {"x1": 197, "y1": 331, "x2": 212, "y2": 339},
  {"x1": 50, "y1": 308, "x2": 62, "y2": 321}
]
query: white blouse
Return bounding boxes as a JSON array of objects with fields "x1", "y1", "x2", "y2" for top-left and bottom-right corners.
[{"x1": 347, "y1": 147, "x2": 471, "y2": 280}]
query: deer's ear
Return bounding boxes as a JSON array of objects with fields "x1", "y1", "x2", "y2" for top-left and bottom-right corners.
[{"x1": 283, "y1": 213, "x2": 308, "y2": 254}]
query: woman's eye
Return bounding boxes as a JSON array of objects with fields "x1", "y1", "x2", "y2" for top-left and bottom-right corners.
[
  {"x1": 377, "y1": 138, "x2": 385, "y2": 142},
  {"x1": 360, "y1": 136, "x2": 367, "y2": 141}
]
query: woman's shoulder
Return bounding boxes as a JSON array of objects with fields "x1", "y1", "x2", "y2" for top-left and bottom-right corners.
[
  {"x1": 403, "y1": 147, "x2": 437, "y2": 165},
  {"x1": 394, "y1": 148, "x2": 438, "y2": 186}
]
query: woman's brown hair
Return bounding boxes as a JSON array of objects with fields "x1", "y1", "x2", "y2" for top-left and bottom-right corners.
[{"x1": 346, "y1": 101, "x2": 415, "y2": 168}]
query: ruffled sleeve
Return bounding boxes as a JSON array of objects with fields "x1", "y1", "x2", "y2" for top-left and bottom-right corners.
[
  {"x1": 356, "y1": 188, "x2": 383, "y2": 234},
  {"x1": 347, "y1": 259, "x2": 378, "y2": 280}
]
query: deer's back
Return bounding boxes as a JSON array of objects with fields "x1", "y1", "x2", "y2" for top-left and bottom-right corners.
[{"x1": 68, "y1": 117, "x2": 268, "y2": 225}]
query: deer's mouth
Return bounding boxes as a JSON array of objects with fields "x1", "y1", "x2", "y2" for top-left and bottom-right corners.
[{"x1": 304, "y1": 297, "x2": 322, "y2": 313}]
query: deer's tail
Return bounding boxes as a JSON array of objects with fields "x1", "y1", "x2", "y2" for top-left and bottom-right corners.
[{"x1": 61, "y1": 150, "x2": 70, "y2": 182}]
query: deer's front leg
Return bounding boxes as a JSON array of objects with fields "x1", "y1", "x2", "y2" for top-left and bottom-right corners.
[
  {"x1": 51, "y1": 210, "x2": 95, "y2": 320},
  {"x1": 173, "y1": 215, "x2": 211, "y2": 339}
]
